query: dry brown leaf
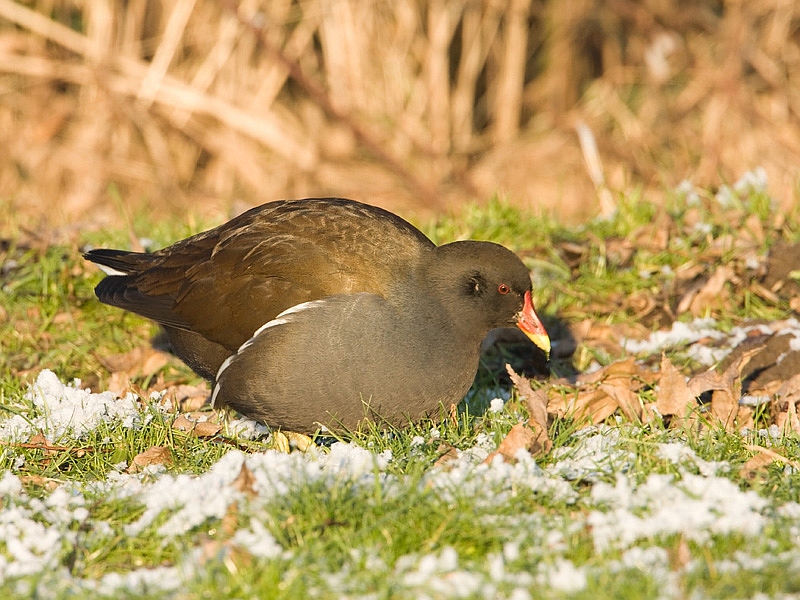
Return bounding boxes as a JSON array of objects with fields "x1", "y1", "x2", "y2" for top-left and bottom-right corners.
[
  {"x1": 736, "y1": 404, "x2": 755, "y2": 431},
  {"x1": 171, "y1": 413, "x2": 221, "y2": 437},
  {"x1": 551, "y1": 358, "x2": 654, "y2": 424},
  {"x1": 742, "y1": 212, "x2": 765, "y2": 245},
  {"x1": 656, "y1": 354, "x2": 697, "y2": 418},
  {"x1": 127, "y1": 446, "x2": 172, "y2": 473},
  {"x1": 633, "y1": 215, "x2": 671, "y2": 251},
  {"x1": 232, "y1": 463, "x2": 257, "y2": 498},
  {"x1": 598, "y1": 381, "x2": 642, "y2": 421},
  {"x1": 172, "y1": 414, "x2": 195, "y2": 432},
  {"x1": 194, "y1": 421, "x2": 222, "y2": 437},
  {"x1": 741, "y1": 444, "x2": 800, "y2": 480},
  {"x1": 669, "y1": 535, "x2": 691, "y2": 571},
  {"x1": 483, "y1": 423, "x2": 538, "y2": 464},
  {"x1": 18, "y1": 475, "x2": 60, "y2": 492},
  {"x1": 710, "y1": 387, "x2": 739, "y2": 431},
  {"x1": 506, "y1": 365, "x2": 548, "y2": 428},
  {"x1": 433, "y1": 443, "x2": 459, "y2": 467},
  {"x1": 625, "y1": 290, "x2": 658, "y2": 320},
  {"x1": 568, "y1": 321, "x2": 649, "y2": 358},
  {"x1": 577, "y1": 357, "x2": 654, "y2": 387},
  {"x1": 568, "y1": 388, "x2": 619, "y2": 424},
  {"x1": 161, "y1": 383, "x2": 211, "y2": 412},
  {"x1": 690, "y1": 350, "x2": 758, "y2": 430},
  {"x1": 221, "y1": 503, "x2": 241, "y2": 540},
  {"x1": 777, "y1": 373, "x2": 800, "y2": 403},
  {"x1": 686, "y1": 265, "x2": 736, "y2": 316},
  {"x1": 29, "y1": 431, "x2": 49, "y2": 449},
  {"x1": 641, "y1": 402, "x2": 659, "y2": 424},
  {"x1": 739, "y1": 452, "x2": 774, "y2": 480},
  {"x1": 505, "y1": 365, "x2": 552, "y2": 455},
  {"x1": 99, "y1": 346, "x2": 170, "y2": 378},
  {"x1": 106, "y1": 371, "x2": 134, "y2": 398}
]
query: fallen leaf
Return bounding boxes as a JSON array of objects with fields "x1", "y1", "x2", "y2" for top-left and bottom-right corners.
[
  {"x1": 232, "y1": 463, "x2": 257, "y2": 497},
  {"x1": 569, "y1": 388, "x2": 620, "y2": 424},
  {"x1": 686, "y1": 265, "x2": 736, "y2": 316},
  {"x1": 577, "y1": 357, "x2": 643, "y2": 385},
  {"x1": 736, "y1": 404, "x2": 755, "y2": 431},
  {"x1": 29, "y1": 431, "x2": 49, "y2": 449},
  {"x1": 777, "y1": 374, "x2": 800, "y2": 404},
  {"x1": 18, "y1": 475, "x2": 60, "y2": 492},
  {"x1": 625, "y1": 290, "x2": 658, "y2": 320},
  {"x1": 569, "y1": 321, "x2": 649, "y2": 359},
  {"x1": 171, "y1": 413, "x2": 221, "y2": 437},
  {"x1": 506, "y1": 365, "x2": 552, "y2": 455},
  {"x1": 106, "y1": 371, "x2": 133, "y2": 398},
  {"x1": 741, "y1": 444, "x2": 800, "y2": 480},
  {"x1": 742, "y1": 212, "x2": 765, "y2": 245},
  {"x1": 483, "y1": 422, "x2": 538, "y2": 464},
  {"x1": 160, "y1": 383, "x2": 211, "y2": 412},
  {"x1": 433, "y1": 443, "x2": 459, "y2": 467},
  {"x1": 172, "y1": 414, "x2": 195, "y2": 431},
  {"x1": 194, "y1": 421, "x2": 222, "y2": 437},
  {"x1": 656, "y1": 354, "x2": 697, "y2": 419},
  {"x1": 739, "y1": 452, "x2": 775, "y2": 480},
  {"x1": 669, "y1": 535, "x2": 691, "y2": 571},
  {"x1": 690, "y1": 350, "x2": 758, "y2": 430},
  {"x1": 633, "y1": 214, "x2": 671, "y2": 251},
  {"x1": 127, "y1": 446, "x2": 172, "y2": 473},
  {"x1": 98, "y1": 346, "x2": 170, "y2": 378},
  {"x1": 598, "y1": 381, "x2": 642, "y2": 421},
  {"x1": 283, "y1": 432, "x2": 314, "y2": 452}
]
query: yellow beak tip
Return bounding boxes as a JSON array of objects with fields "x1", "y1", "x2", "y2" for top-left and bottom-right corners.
[{"x1": 525, "y1": 332, "x2": 551, "y2": 360}]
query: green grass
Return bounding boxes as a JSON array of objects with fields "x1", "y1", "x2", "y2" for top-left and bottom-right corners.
[{"x1": 1, "y1": 182, "x2": 800, "y2": 598}]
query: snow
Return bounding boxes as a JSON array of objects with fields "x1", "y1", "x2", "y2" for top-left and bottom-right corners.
[
  {"x1": 621, "y1": 317, "x2": 800, "y2": 366},
  {"x1": 0, "y1": 370, "x2": 794, "y2": 596},
  {"x1": 0, "y1": 369, "x2": 143, "y2": 442},
  {"x1": 621, "y1": 318, "x2": 727, "y2": 359},
  {"x1": 231, "y1": 520, "x2": 284, "y2": 559},
  {"x1": 588, "y1": 472, "x2": 767, "y2": 552}
]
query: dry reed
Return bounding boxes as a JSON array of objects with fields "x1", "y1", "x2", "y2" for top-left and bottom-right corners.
[{"x1": 0, "y1": 0, "x2": 798, "y2": 231}]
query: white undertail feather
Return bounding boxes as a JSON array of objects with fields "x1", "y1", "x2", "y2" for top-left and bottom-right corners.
[{"x1": 96, "y1": 265, "x2": 130, "y2": 276}]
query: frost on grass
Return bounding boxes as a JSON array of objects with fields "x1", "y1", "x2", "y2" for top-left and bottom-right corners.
[
  {"x1": 1, "y1": 370, "x2": 799, "y2": 597},
  {"x1": 620, "y1": 318, "x2": 800, "y2": 367},
  {"x1": 588, "y1": 472, "x2": 767, "y2": 552},
  {"x1": 0, "y1": 369, "x2": 143, "y2": 442},
  {"x1": 547, "y1": 426, "x2": 634, "y2": 482}
]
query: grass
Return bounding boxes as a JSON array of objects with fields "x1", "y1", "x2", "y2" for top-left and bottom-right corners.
[{"x1": 1, "y1": 180, "x2": 800, "y2": 598}]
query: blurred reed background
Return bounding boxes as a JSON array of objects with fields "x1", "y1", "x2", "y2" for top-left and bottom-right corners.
[{"x1": 0, "y1": 0, "x2": 798, "y2": 230}]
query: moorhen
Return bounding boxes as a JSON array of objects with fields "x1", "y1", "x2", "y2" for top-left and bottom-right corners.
[{"x1": 85, "y1": 198, "x2": 550, "y2": 434}]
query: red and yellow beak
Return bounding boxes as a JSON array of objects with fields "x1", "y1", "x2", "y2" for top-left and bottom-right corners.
[{"x1": 516, "y1": 291, "x2": 550, "y2": 360}]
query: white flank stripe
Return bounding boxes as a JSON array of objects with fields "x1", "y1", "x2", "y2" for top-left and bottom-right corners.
[
  {"x1": 274, "y1": 299, "x2": 329, "y2": 320},
  {"x1": 211, "y1": 299, "x2": 330, "y2": 407},
  {"x1": 210, "y1": 353, "x2": 238, "y2": 408}
]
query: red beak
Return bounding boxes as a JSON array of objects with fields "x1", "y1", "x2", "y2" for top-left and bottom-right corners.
[{"x1": 516, "y1": 291, "x2": 550, "y2": 359}]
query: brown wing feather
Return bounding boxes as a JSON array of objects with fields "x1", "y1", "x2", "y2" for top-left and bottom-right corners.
[{"x1": 87, "y1": 198, "x2": 435, "y2": 351}]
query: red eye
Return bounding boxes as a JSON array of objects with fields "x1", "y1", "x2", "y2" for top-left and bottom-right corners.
[{"x1": 498, "y1": 284, "x2": 510, "y2": 295}]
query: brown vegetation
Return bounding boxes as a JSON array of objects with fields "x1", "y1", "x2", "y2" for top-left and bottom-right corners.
[{"x1": 0, "y1": 0, "x2": 798, "y2": 231}]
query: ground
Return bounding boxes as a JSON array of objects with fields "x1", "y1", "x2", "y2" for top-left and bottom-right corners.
[{"x1": 1, "y1": 173, "x2": 800, "y2": 598}]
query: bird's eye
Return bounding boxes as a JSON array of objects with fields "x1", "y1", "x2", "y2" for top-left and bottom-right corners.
[{"x1": 497, "y1": 284, "x2": 510, "y2": 295}]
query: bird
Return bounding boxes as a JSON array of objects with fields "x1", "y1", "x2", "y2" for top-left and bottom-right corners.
[{"x1": 85, "y1": 198, "x2": 550, "y2": 434}]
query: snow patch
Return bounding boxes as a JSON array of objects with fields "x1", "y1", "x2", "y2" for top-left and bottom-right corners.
[{"x1": 0, "y1": 370, "x2": 142, "y2": 442}]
